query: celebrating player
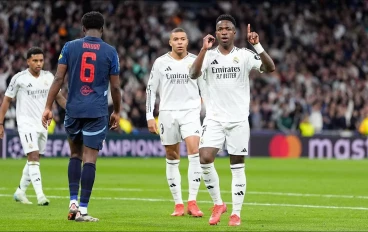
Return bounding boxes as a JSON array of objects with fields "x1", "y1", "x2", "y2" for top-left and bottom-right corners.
[
  {"x1": 189, "y1": 15, "x2": 275, "y2": 226},
  {"x1": 146, "y1": 28, "x2": 204, "y2": 217},
  {"x1": 0, "y1": 47, "x2": 66, "y2": 206},
  {"x1": 42, "y1": 11, "x2": 121, "y2": 222}
]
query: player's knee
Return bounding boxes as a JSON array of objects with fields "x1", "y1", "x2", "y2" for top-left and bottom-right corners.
[
  {"x1": 166, "y1": 150, "x2": 179, "y2": 160},
  {"x1": 187, "y1": 146, "x2": 199, "y2": 155},
  {"x1": 199, "y1": 149, "x2": 215, "y2": 164},
  {"x1": 230, "y1": 155, "x2": 244, "y2": 165},
  {"x1": 27, "y1": 151, "x2": 40, "y2": 161}
]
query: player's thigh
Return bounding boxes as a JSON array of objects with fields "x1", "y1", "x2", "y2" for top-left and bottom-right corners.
[
  {"x1": 158, "y1": 111, "x2": 181, "y2": 145},
  {"x1": 64, "y1": 114, "x2": 83, "y2": 143},
  {"x1": 225, "y1": 120, "x2": 250, "y2": 155},
  {"x1": 37, "y1": 132, "x2": 48, "y2": 155},
  {"x1": 179, "y1": 110, "x2": 201, "y2": 154},
  {"x1": 82, "y1": 116, "x2": 109, "y2": 151},
  {"x1": 199, "y1": 118, "x2": 225, "y2": 150},
  {"x1": 18, "y1": 131, "x2": 39, "y2": 155}
]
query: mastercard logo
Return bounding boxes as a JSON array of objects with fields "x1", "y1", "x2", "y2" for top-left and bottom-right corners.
[{"x1": 269, "y1": 135, "x2": 302, "y2": 158}]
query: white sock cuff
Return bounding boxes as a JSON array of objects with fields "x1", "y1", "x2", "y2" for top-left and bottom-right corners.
[
  {"x1": 230, "y1": 163, "x2": 245, "y2": 169},
  {"x1": 28, "y1": 161, "x2": 40, "y2": 166},
  {"x1": 201, "y1": 162, "x2": 214, "y2": 169},
  {"x1": 188, "y1": 153, "x2": 199, "y2": 162},
  {"x1": 166, "y1": 159, "x2": 180, "y2": 165}
]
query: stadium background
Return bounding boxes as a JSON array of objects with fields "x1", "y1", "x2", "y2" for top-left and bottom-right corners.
[{"x1": 0, "y1": 0, "x2": 368, "y2": 158}]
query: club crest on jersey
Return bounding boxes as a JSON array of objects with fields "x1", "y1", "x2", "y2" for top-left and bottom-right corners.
[
  {"x1": 80, "y1": 85, "x2": 94, "y2": 96},
  {"x1": 233, "y1": 57, "x2": 239, "y2": 64},
  {"x1": 44, "y1": 81, "x2": 49, "y2": 86},
  {"x1": 188, "y1": 64, "x2": 192, "y2": 69},
  {"x1": 29, "y1": 144, "x2": 33, "y2": 149}
]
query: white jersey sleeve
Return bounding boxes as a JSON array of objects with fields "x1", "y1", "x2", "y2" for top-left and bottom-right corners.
[
  {"x1": 5, "y1": 72, "x2": 21, "y2": 98},
  {"x1": 243, "y1": 48, "x2": 263, "y2": 73},
  {"x1": 146, "y1": 60, "x2": 161, "y2": 120}
]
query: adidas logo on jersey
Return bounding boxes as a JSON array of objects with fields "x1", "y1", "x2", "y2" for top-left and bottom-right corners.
[
  {"x1": 27, "y1": 83, "x2": 32, "y2": 88},
  {"x1": 211, "y1": 59, "x2": 218, "y2": 65},
  {"x1": 165, "y1": 66, "x2": 172, "y2": 71},
  {"x1": 241, "y1": 148, "x2": 247, "y2": 152}
]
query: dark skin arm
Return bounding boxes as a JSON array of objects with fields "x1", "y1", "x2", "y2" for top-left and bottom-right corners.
[
  {"x1": 42, "y1": 64, "x2": 67, "y2": 128},
  {"x1": 247, "y1": 24, "x2": 275, "y2": 73},
  {"x1": 108, "y1": 75, "x2": 121, "y2": 130}
]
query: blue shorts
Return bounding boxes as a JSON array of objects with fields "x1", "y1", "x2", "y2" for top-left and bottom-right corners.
[{"x1": 64, "y1": 114, "x2": 108, "y2": 150}]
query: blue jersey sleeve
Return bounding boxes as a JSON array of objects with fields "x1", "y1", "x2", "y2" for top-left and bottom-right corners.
[
  {"x1": 110, "y1": 49, "x2": 120, "y2": 75},
  {"x1": 58, "y1": 42, "x2": 69, "y2": 65}
]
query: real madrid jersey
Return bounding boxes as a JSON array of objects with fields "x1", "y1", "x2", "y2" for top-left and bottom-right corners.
[
  {"x1": 200, "y1": 46, "x2": 263, "y2": 122},
  {"x1": 146, "y1": 52, "x2": 201, "y2": 120},
  {"x1": 5, "y1": 69, "x2": 54, "y2": 133}
]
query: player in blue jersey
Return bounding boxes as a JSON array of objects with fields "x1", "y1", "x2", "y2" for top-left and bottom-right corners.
[{"x1": 42, "y1": 11, "x2": 121, "y2": 222}]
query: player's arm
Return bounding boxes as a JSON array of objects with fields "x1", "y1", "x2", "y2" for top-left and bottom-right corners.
[
  {"x1": 110, "y1": 76, "x2": 121, "y2": 114},
  {"x1": 55, "y1": 91, "x2": 66, "y2": 109},
  {"x1": 45, "y1": 64, "x2": 67, "y2": 110},
  {"x1": 43, "y1": 43, "x2": 69, "y2": 128},
  {"x1": 0, "y1": 96, "x2": 12, "y2": 139},
  {"x1": 146, "y1": 60, "x2": 160, "y2": 134},
  {"x1": 0, "y1": 74, "x2": 19, "y2": 138},
  {"x1": 189, "y1": 34, "x2": 215, "y2": 79},
  {"x1": 247, "y1": 24, "x2": 275, "y2": 73},
  {"x1": 108, "y1": 50, "x2": 122, "y2": 130}
]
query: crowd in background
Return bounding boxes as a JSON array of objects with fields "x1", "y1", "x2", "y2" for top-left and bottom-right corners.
[{"x1": 0, "y1": 0, "x2": 367, "y2": 135}]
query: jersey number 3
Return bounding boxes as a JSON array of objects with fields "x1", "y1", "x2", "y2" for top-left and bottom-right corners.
[{"x1": 80, "y1": 52, "x2": 96, "y2": 82}]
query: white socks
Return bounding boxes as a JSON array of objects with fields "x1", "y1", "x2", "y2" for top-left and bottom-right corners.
[
  {"x1": 80, "y1": 206, "x2": 88, "y2": 215},
  {"x1": 16, "y1": 162, "x2": 31, "y2": 193},
  {"x1": 231, "y1": 163, "x2": 246, "y2": 217},
  {"x1": 201, "y1": 162, "x2": 222, "y2": 205},
  {"x1": 166, "y1": 159, "x2": 183, "y2": 204},
  {"x1": 187, "y1": 154, "x2": 202, "y2": 201},
  {"x1": 28, "y1": 161, "x2": 45, "y2": 199}
]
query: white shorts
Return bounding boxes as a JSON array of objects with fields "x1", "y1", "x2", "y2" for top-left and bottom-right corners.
[
  {"x1": 199, "y1": 118, "x2": 250, "y2": 155},
  {"x1": 19, "y1": 131, "x2": 48, "y2": 155},
  {"x1": 158, "y1": 109, "x2": 201, "y2": 145}
]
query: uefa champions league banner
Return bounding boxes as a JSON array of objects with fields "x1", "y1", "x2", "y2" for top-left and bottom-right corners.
[
  {"x1": 3, "y1": 132, "x2": 228, "y2": 159},
  {"x1": 250, "y1": 133, "x2": 368, "y2": 159},
  {"x1": 3, "y1": 131, "x2": 368, "y2": 159}
]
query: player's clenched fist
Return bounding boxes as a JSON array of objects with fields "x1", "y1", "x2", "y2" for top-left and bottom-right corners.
[
  {"x1": 202, "y1": 34, "x2": 216, "y2": 50},
  {"x1": 247, "y1": 24, "x2": 259, "y2": 45},
  {"x1": 147, "y1": 119, "x2": 158, "y2": 134}
]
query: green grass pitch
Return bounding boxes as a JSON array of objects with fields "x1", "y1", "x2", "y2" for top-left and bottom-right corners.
[{"x1": 0, "y1": 157, "x2": 367, "y2": 231}]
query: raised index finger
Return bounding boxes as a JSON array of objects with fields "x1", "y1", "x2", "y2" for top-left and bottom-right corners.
[{"x1": 247, "y1": 24, "x2": 251, "y2": 34}]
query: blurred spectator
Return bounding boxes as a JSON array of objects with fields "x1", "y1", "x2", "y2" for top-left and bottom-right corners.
[
  {"x1": 299, "y1": 114, "x2": 315, "y2": 137},
  {"x1": 309, "y1": 101, "x2": 323, "y2": 133}
]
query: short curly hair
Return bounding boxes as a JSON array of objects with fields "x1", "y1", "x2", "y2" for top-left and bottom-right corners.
[
  {"x1": 216, "y1": 14, "x2": 236, "y2": 27},
  {"x1": 81, "y1": 11, "x2": 104, "y2": 30}
]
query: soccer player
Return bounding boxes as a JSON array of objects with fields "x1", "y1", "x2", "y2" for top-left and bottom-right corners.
[
  {"x1": 146, "y1": 28, "x2": 204, "y2": 217},
  {"x1": 189, "y1": 15, "x2": 275, "y2": 226},
  {"x1": 0, "y1": 47, "x2": 66, "y2": 206},
  {"x1": 42, "y1": 12, "x2": 121, "y2": 222}
]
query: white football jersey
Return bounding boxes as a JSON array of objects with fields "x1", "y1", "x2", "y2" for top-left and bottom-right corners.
[
  {"x1": 200, "y1": 46, "x2": 263, "y2": 122},
  {"x1": 146, "y1": 52, "x2": 201, "y2": 120},
  {"x1": 5, "y1": 69, "x2": 54, "y2": 133}
]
